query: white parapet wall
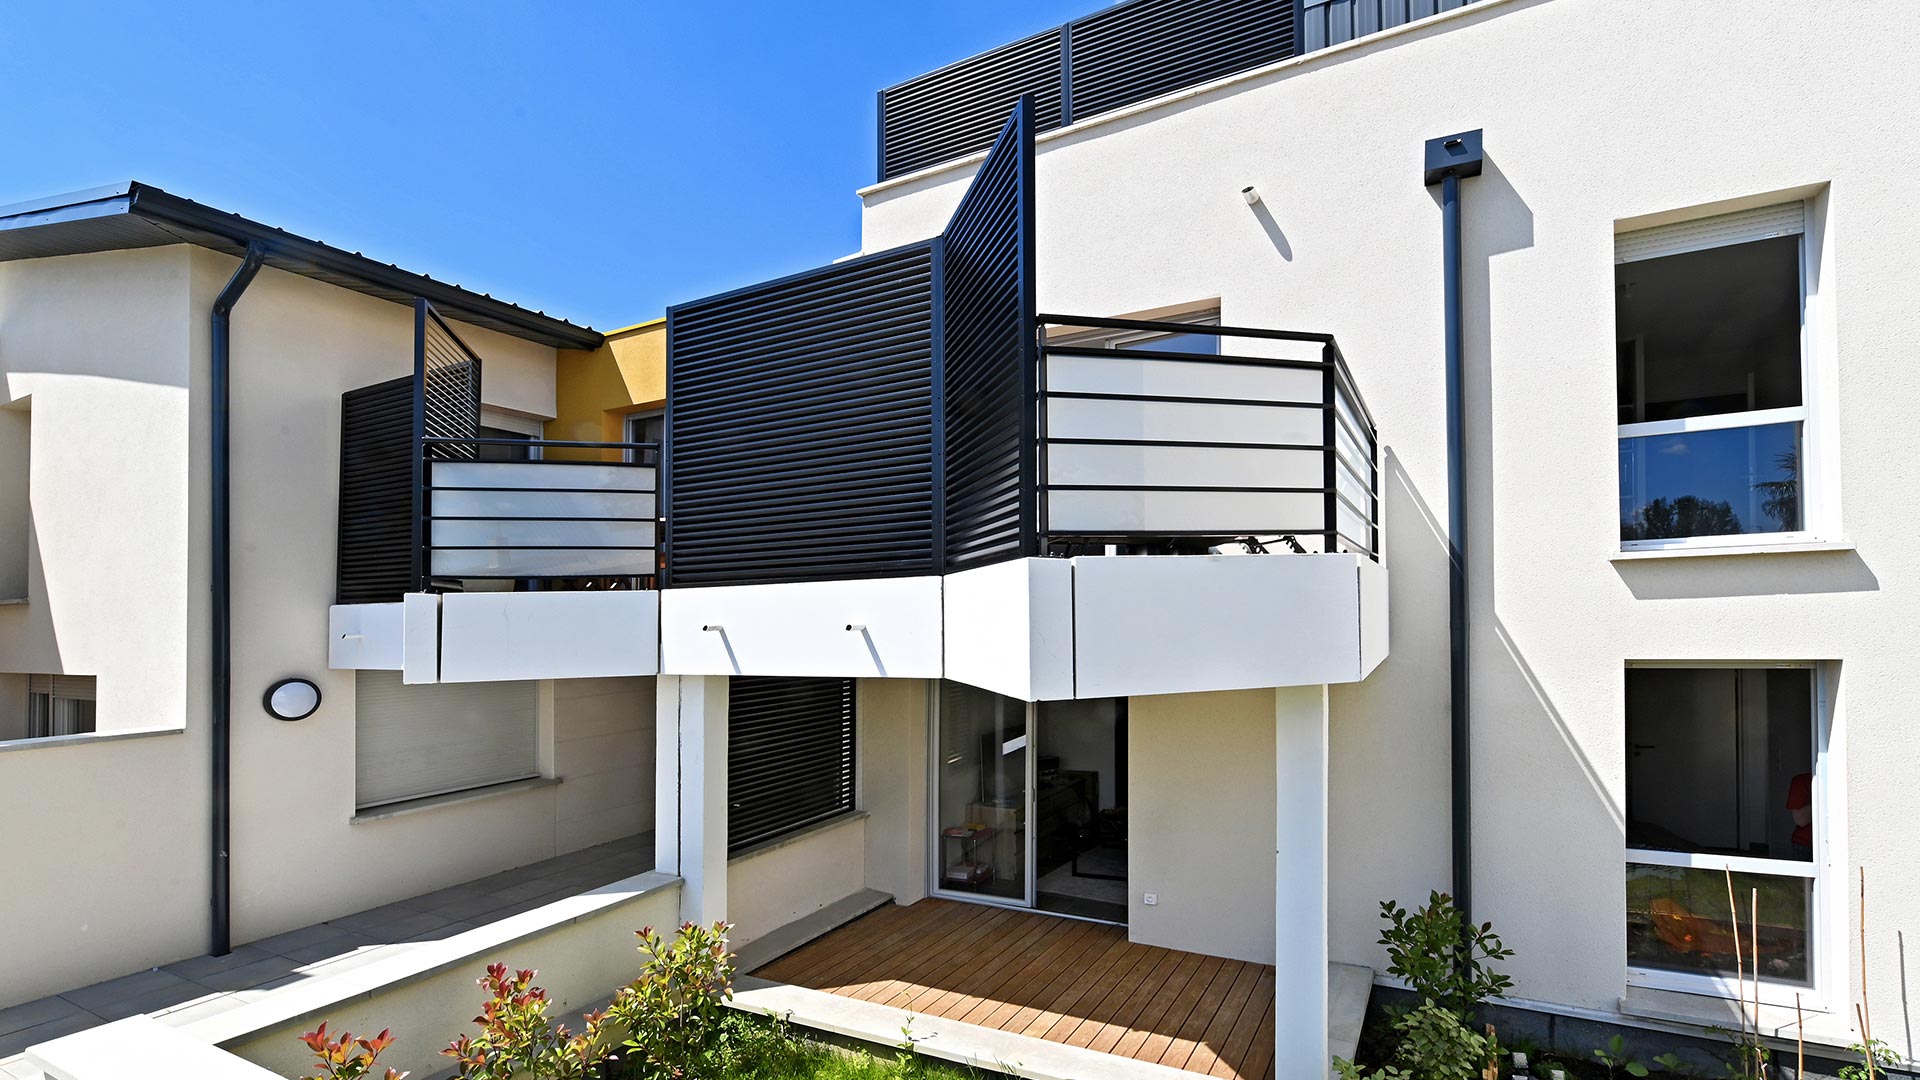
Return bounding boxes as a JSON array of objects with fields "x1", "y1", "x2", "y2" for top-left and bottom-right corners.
[
  {"x1": 943, "y1": 553, "x2": 1386, "y2": 700},
  {"x1": 328, "y1": 591, "x2": 661, "y2": 683},
  {"x1": 660, "y1": 576, "x2": 943, "y2": 678}
]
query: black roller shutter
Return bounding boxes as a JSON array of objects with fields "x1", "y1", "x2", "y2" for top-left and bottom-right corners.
[{"x1": 728, "y1": 677, "x2": 857, "y2": 854}]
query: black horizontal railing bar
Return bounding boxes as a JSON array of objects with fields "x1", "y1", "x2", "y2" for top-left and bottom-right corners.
[
  {"x1": 1044, "y1": 344, "x2": 1330, "y2": 371},
  {"x1": 427, "y1": 486, "x2": 655, "y2": 496},
  {"x1": 427, "y1": 545, "x2": 655, "y2": 551},
  {"x1": 424, "y1": 437, "x2": 658, "y2": 452},
  {"x1": 1045, "y1": 483, "x2": 1327, "y2": 493},
  {"x1": 1048, "y1": 436, "x2": 1326, "y2": 451},
  {"x1": 1047, "y1": 389, "x2": 1330, "y2": 410},
  {"x1": 1038, "y1": 313, "x2": 1335, "y2": 344}
]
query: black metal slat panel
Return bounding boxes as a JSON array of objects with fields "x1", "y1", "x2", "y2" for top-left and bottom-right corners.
[
  {"x1": 667, "y1": 245, "x2": 939, "y2": 587},
  {"x1": 880, "y1": 29, "x2": 1063, "y2": 180},
  {"x1": 1069, "y1": 0, "x2": 1296, "y2": 118},
  {"x1": 941, "y1": 101, "x2": 1037, "y2": 571},
  {"x1": 336, "y1": 375, "x2": 416, "y2": 604},
  {"x1": 727, "y1": 677, "x2": 856, "y2": 854}
]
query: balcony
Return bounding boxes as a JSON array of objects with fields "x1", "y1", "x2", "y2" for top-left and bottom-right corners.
[
  {"x1": 875, "y1": 0, "x2": 1482, "y2": 182},
  {"x1": 663, "y1": 100, "x2": 1386, "y2": 697},
  {"x1": 330, "y1": 301, "x2": 661, "y2": 683}
]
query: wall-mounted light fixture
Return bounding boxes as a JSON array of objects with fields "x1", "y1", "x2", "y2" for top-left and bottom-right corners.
[
  {"x1": 701, "y1": 624, "x2": 725, "y2": 632},
  {"x1": 845, "y1": 624, "x2": 868, "y2": 632},
  {"x1": 263, "y1": 677, "x2": 321, "y2": 722},
  {"x1": 1241, "y1": 185, "x2": 1262, "y2": 206}
]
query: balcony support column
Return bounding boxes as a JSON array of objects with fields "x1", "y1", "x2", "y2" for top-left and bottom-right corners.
[
  {"x1": 654, "y1": 674, "x2": 729, "y2": 926},
  {"x1": 1273, "y1": 683, "x2": 1331, "y2": 1080}
]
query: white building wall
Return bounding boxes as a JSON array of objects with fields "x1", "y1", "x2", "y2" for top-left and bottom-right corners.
[
  {"x1": 0, "y1": 244, "x2": 652, "y2": 1005},
  {"x1": 861, "y1": 0, "x2": 1920, "y2": 1036}
]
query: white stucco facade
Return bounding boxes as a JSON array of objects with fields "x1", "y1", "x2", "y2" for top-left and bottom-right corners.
[
  {"x1": 0, "y1": 244, "x2": 655, "y2": 1006},
  {"x1": 854, "y1": 0, "x2": 1919, "y2": 1048}
]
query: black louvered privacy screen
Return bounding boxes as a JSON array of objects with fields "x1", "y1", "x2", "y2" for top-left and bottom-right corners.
[
  {"x1": 336, "y1": 375, "x2": 417, "y2": 604},
  {"x1": 878, "y1": 0, "x2": 1299, "y2": 181},
  {"x1": 942, "y1": 104, "x2": 1037, "y2": 571},
  {"x1": 728, "y1": 677, "x2": 856, "y2": 854},
  {"x1": 666, "y1": 244, "x2": 940, "y2": 587},
  {"x1": 667, "y1": 100, "x2": 1037, "y2": 588}
]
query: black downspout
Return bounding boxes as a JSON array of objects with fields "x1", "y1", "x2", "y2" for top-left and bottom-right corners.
[
  {"x1": 1423, "y1": 131, "x2": 1483, "y2": 930},
  {"x1": 211, "y1": 242, "x2": 268, "y2": 957}
]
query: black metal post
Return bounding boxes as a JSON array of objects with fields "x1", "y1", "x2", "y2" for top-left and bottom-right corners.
[
  {"x1": 1322, "y1": 345, "x2": 1338, "y2": 553},
  {"x1": 210, "y1": 241, "x2": 267, "y2": 957},
  {"x1": 1423, "y1": 130, "x2": 1483, "y2": 929}
]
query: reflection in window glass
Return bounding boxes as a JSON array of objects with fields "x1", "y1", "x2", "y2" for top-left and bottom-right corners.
[
  {"x1": 1619, "y1": 422, "x2": 1800, "y2": 541},
  {"x1": 1627, "y1": 864, "x2": 1811, "y2": 986},
  {"x1": 1615, "y1": 235, "x2": 1802, "y2": 425},
  {"x1": 1116, "y1": 331, "x2": 1220, "y2": 356}
]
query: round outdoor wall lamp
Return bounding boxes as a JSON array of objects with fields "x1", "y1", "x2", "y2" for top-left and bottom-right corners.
[{"x1": 263, "y1": 677, "x2": 322, "y2": 722}]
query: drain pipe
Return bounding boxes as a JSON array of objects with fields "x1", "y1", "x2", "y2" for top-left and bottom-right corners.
[
  {"x1": 211, "y1": 242, "x2": 268, "y2": 957},
  {"x1": 1423, "y1": 131, "x2": 1483, "y2": 929}
]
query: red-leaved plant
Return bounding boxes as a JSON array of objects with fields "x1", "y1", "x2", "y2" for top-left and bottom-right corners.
[
  {"x1": 297, "y1": 1022, "x2": 408, "y2": 1080},
  {"x1": 443, "y1": 962, "x2": 608, "y2": 1080}
]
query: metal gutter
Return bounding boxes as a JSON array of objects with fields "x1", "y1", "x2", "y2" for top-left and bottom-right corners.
[
  {"x1": 210, "y1": 242, "x2": 268, "y2": 957},
  {"x1": 1424, "y1": 129, "x2": 1484, "y2": 930}
]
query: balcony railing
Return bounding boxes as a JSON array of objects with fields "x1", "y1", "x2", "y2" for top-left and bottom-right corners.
[
  {"x1": 1039, "y1": 316, "x2": 1379, "y2": 558},
  {"x1": 336, "y1": 301, "x2": 659, "y2": 605},
  {"x1": 421, "y1": 438, "x2": 659, "y2": 585}
]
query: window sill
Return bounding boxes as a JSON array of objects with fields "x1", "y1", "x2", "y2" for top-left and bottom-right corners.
[
  {"x1": 0, "y1": 726, "x2": 184, "y2": 754},
  {"x1": 1619, "y1": 984, "x2": 1850, "y2": 1048},
  {"x1": 1611, "y1": 540, "x2": 1855, "y2": 562},
  {"x1": 351, "y1": 776, "x2": 559, "y2": 824},
  {"x1": 0, "y1": 597, "x2": 26, "y2": 605}
]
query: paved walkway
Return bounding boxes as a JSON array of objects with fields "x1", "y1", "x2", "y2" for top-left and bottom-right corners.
[{"x1": 0, "y1": 832, "x2": 653, "y2": 1076}]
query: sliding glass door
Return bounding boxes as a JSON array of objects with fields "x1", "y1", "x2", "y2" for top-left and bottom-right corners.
[
  {"x1": 932, "y1": 683, "x2": 1131, "y2": 923},
  {"x1": 934, "y1": 682, "x2": 1030, "y2": 904}
]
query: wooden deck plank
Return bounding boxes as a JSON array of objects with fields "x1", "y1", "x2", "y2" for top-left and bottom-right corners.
[
  {"x1": 1206, "y1": 967, "x2": 1276, "y2": 1079},
  {"x1": 761, "y1": 899, "x2": 1276, "y2": 1080},
  {"x1": 1164, "y1": 961, "x2": 1265, "y2": 1073}
]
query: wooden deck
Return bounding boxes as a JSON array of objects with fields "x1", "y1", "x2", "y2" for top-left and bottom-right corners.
[{"x1": 753, "y1": 899, "x2": 1277, "y2": 1080}]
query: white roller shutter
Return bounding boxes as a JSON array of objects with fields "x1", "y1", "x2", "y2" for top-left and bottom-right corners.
[
  {"x1": 1616, "y1": 203, "x2": 1804, "y2": 263},
  {"x1": 355, "y1": 671, "x2": 539, "y2": 808}
]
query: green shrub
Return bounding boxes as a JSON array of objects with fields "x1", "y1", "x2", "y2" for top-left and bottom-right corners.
[
  {"x1": 603, "y1": 920, "x2": 737, "y2": 1079},
  {"x1": 1336, "y1": 1000, "x2": 1491, "y2": 1080},
  {"x1": 443, "y1": 963, "x2": 607, "y2": 1080},
  {"x1": 1377, "y1": 891, "x2": 1514, "y2": 1016}
]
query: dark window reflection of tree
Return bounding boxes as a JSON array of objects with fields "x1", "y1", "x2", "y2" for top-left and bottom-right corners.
[
  {"x1": 1623, "y1": 496, "x2": 1742, "y2": 541},
  {"x1": 1754, "y1": 448, "x2": 1800, "y2": 531}
]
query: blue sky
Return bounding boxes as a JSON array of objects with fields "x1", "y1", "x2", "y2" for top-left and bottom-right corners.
[{"x1": 0, "y1": 1, "x2": 1088, "y2": 330}]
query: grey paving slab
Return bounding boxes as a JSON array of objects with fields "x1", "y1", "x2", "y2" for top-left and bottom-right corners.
[
  {"x1": 0, "y1": 1011, "x2": 101, "y2": 1060},
  {"x1": 187, "y1": 955, "x2": 301, "y2": 993},
  {"x1": 250, "y1": 922, "x2": 356, "y2": 956},
  {"x1": 161, "y1": 943, "x2": 276, "y2": 981},
  {"x1": 58, "y1": 969, "x2": 194, "y2": 1012},
  {"x1": 325, "y1": 901, "x2": 427, "y2": 933},
  {"x1": 281, "y1": 932, "x2": 382, "y2": 967},
  {"x1": 0, "y1": 998, "x2": 90, "y2": 1040},
  {"x1": 86, "y1": 984, "x2": 221, "y2": 1023},
  {"x1": 356, "y1": 910, "x2": 462, "y2": 940}
]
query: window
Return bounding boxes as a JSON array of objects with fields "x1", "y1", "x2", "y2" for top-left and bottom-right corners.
[
  {"x1": 625, "y1": 410, "x2": 663, "y2": 467},
  {"x1": 354, "y1": 671, "x2": 539, "y2": 809},
  {"x1": 1616, "y1": 204, "x2": 1813, "y2": 547},
  {"x1": 11, "y1": 674, "x2": 96, "y2": 740},
  {"x1": 475, "y1": 408, "x2": 543, "y2": 462},
  {"x1": 1624, "y1": 664, "x2": 1826, "y2": 995},
  {"x1": 726, "y1": 676, "x2": 855, "y2": 854}
]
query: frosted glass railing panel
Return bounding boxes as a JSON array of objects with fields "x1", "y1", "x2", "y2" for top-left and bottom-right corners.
[
  {"x1": 431, "y1": 488, "x2": 656, "y2": 520},
  {"x1": 1047, "y1": 490, "x2": 1325, "y2": 534},
  {"x1": 1048, "y1": 444, "x2": 1323, "y2": 489},
  {"x1": 431, "y1": 547, "x2": 657, "y2": 579},
  {"x1": 431, "y1": 519, "x2": 656, "y2": 550},
  {"x1": 431, "y1": 461, "x2": 655, "y2": 492},
  {"x1": 1046, "y1": 397, "x2": 1324, "y2": 446},
  {"x1": 1045, "y1": 353, "x2": 1322, "y2": 401}
]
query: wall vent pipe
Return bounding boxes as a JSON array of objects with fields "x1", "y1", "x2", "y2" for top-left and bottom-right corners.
[{"x1": 1422, "y1": 130, "x2": 1483, "y2": 930}]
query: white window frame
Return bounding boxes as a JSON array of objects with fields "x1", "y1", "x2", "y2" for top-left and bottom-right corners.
[
  {"x1": 1622, "y1": 660, "x2": 1844, "y2": 1010},
  {"x1": 1615, "y1": 201, "x2": 1829, "y2": 553}
]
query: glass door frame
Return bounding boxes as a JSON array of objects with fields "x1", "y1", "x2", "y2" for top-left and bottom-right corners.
[{"x1": 926, "y1": 686, "x2": 1038, "y2": 910}]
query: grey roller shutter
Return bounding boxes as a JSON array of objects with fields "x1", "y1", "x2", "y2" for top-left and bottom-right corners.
[
  {"x1": 355, "y1": 671, "x2": 539, "y2": 809},
  {"x1": 1616, "y1": 203, "x2": 1805, "y2": 264}
]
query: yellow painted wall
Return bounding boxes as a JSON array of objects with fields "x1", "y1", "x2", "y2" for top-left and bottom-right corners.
[{"x1": 546, "y1": 318, "x2": 665, "y2": 461}]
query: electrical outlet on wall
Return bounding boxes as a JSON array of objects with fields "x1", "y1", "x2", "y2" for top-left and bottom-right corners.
[{"x1": 1143, "y1": 893, "x2": 1158, "y2": 906}]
